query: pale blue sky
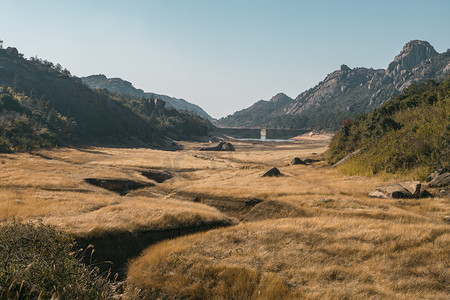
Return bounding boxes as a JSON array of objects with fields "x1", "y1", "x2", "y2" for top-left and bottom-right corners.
[{"x1": 1, "y1": 0, "x2": 449, "y2": 118}]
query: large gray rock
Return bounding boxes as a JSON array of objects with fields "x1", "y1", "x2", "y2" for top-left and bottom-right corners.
[
  {"x1": 399, "y1": 181, "x2": 421, "y2": 198},
  {"x1": 428, "y1": 172, "x2": 450, "y2": 188},
  {"x1": 369, "y1": 181, "x2": 421, "y2": 199}
]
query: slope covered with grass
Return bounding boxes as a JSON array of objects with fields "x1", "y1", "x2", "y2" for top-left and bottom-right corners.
[{"x1": 325, "y1": 77, "x2": 450, "y2": 179}]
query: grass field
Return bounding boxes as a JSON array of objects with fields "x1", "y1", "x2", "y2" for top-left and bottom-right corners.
[{"x1": 1, "y1": 135, "x2": 449, "y2": 299}]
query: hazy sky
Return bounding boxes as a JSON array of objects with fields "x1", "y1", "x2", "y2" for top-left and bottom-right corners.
[{"x1": 1, "y1": 0, "x2": 449, "y2": 118}]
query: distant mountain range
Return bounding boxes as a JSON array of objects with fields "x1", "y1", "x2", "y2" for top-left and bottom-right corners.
[
  {"x1": 218, "y1": 40, "x2": 450, "y2": 130},
  {"x1": 81, "y1": 75, "x2": 213, "y2": 120}
]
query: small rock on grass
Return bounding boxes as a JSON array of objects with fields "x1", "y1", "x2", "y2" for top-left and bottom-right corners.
[
  {"x1": 262, "y1": 167, "x2": 282, "y2": 177},
  {"x1": 290, "y1": 157, "x2": 306, "y2": 165}
]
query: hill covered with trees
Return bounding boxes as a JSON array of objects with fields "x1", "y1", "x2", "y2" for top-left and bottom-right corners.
[
  {"x1": 81, "y1": 74, "x2": 213, "y2": 120},
  {"x1": 0, "y1": 45, "x2": 208, "y2": 152},
  {"x1": 325, "y1": 77, "x2": 450, "y2": 179}
]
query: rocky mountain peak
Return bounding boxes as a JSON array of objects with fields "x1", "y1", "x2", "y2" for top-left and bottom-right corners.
[
  {"x1": 340, "y1": 64, "x2": 351, "y2": 71},
  {"x1": 269, "y1": 93, "x2": 292, "y2": 104},
  {"x1": 387, "y1": 40, "x2": 438, "y2": 75}
]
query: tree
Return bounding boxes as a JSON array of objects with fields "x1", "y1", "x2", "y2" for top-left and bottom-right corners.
[{"x1": 0, "y1": 39, "x2": 3, "y2": 49}]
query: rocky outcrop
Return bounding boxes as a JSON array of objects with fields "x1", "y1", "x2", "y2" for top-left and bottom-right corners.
[
  {"x1": 428, "y1": 172, "x2": 450, "y2": 188},
  {"x1": 427, "y1": 170, "x2": 442, "y2": 182},
  {"x1": 269, "y1": 93, "x2": 293, "y2": 105},
  {"x1": 333, "y1": 149, "x2": 361, "y2": 167},
  {"x1": 369, "y1": 181, "x2": 421, "y2": 199},
  {"x1": 200, "y1": 142, "x2": 235, "y2": 151},
  {"x1": 154, "y1": 98, "x2": 165, "y2": 110},
  {"x1": 6, "y1": 47, "x2": 19, "y2": 57},
  {"x1": 262, "y1": 167, "x2": 282, "y2": 177},
  {"x1": 386, "y1": 40, "x2": 438, "y2": 76}
]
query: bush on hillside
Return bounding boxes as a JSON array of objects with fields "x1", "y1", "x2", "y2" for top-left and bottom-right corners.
[{"x1": 0, "y1": 221, "x2": 111, "y2": 299}]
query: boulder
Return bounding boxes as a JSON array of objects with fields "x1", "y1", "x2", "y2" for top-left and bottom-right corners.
[
  {"x1": 221, "y1": 142, "x2": 235, "y2": 151},
  {"x1": 290, "y1": 157, "x2": 306, "y2": 165},
  {"x1": 428, "y1": 172, "x2": 450, "y2": 188},
  {"x1": 427, "y1": 170, "x2": 441, "y2": 182},
  {"x1": 200, "y1": 142, "x2": 225, "y2": 151},
  {"x1": 398, "y1": 181, "x2": 421, "y2": 198},
  {"x1": 200, "y1": 141, "x2": 235, "y2": 151},
  {"x1": 262, "y1": 167, "x2": 281, "y2": 177},
  {"x1": 303, "y1": 158, "x2": 320, "y2": 164},
  {"x1": 369, "y1": 181, "x2": 421, "y2": 199},
  {"x1": 419, "y1": 189, "x2": 434, "y2": 198}
]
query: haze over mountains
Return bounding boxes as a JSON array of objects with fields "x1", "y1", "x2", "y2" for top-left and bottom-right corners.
[
  {"x1": 218, "y1": 40, "x2": 450, "y2": 130},
  {"x1": 81, "y1": 75, "x2": 212, "y2": 120}
]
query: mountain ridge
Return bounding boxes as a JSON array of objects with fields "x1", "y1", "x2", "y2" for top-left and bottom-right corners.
[
  {"x1": 81, "y1": 74, "x2": 213, "y2": 120},
  {"x1": 218, "y1": 40, "x2": 450, "y2": 130}
]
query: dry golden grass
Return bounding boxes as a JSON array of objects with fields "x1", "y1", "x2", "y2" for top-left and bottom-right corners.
[
  {"x1": 1, "y1": 136, "x2": 449, "y2": 299},
  {"x1": 127, "y1": 217, "x2": 449, "y2": 299},
  {"x1": 0, "y1": 147, "x2": 236, "y2": 237},
  {"x1": 45, "y1": 196, "x2": 235, "y2": 238}
]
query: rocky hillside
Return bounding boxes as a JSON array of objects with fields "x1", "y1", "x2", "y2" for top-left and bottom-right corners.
[
  {"x1": 218, "y1": 40, "x2": 450, "y2": 130},
  {"x1": 81, "y1": 74, "x2": 212, "y2": 120}
]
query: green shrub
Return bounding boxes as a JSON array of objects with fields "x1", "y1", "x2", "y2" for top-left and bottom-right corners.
[
  {"x1": 325, "y1": 77, "x2": 450, "y2": 180},
  {"x1": 0, "y1": 221, "x2": 111, "y2": 299}
]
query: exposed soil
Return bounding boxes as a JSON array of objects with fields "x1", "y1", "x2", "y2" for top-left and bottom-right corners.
[
  {"x1": 172, "y1": 191, "x2": 263, "y2": 219},
  {"x1": 84, "y1": 178, "x2": 154, "y2": 195},
  {"x1": 76, "y1": 220, "x2": 233, "y2": 279},
  {"x1": 141, "y1": 170, "x2": 173, "y2": 183}
]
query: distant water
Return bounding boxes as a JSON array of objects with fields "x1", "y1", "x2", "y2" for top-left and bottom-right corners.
[{"x1": 237, "y1": 138, "x2": 294, "y2": 142}]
